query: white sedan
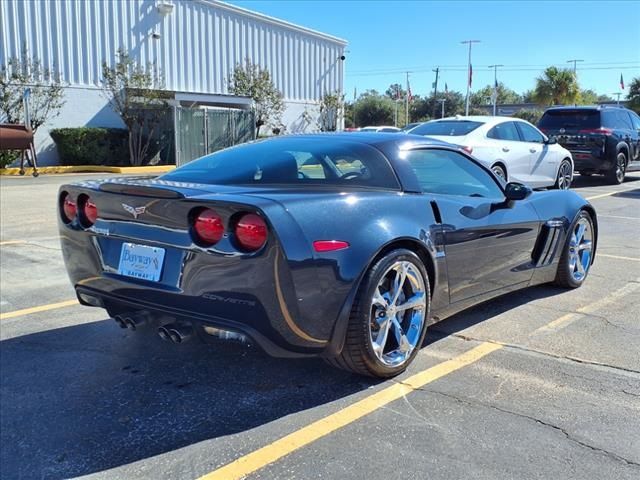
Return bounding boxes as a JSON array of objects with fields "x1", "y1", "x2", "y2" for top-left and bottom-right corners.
[{"x1": 408, "y1": 116, "x2": 574, "y2": 189}]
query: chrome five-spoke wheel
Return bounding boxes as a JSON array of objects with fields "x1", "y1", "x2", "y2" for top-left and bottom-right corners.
[
  {"x1": 327, "y1": 249, "x2": 430, "y2": 377},
  {"x1": 567, "y1": 217, "x2": 593, "y2": 282},
  {"x1": 555, "y1": 211, "x2": 594, "y2": 288},
  {"x1": 369, "y1": 260, "x2": 427, "y2": 367}
]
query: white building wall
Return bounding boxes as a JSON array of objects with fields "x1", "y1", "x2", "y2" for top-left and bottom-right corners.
[{"x1": 0, "y1": 0, "x2": 347, "y2": 164}]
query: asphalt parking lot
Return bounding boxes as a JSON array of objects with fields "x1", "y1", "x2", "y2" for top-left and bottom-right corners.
[{"x1": 1, "y1": 172, "x2": 639, "y2": 480}]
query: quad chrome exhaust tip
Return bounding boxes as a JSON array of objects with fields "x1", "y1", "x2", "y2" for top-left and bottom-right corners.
[
  {"x1": 114, "y1": 311, "x2": 150, "y2": 331},
  {"x1": 158, "y1": 324, "x2": 193, "y2": 344}
]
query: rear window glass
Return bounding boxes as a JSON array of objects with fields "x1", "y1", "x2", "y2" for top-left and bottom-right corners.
[
  {"x1": 409, "y1": 121, "x2": 484, "y2": 136},
  {"x1": 161, "y1": 137, "x2": 400, "y2": 189},
  {"x1": 538, "y1": 110, "x2": 600, "y2": 129}
]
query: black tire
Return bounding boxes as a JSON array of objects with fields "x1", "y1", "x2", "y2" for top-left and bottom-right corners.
[
  {"x1": 605, "y1": 152, "x2": 626, "y2": 185},
  {"x1": 326, "y1": 249, "x2": 430, "y2": 378},
  {"x1": 554, "y1": 210, "x2": 595, "y2": 289},
  {"x1": 554, "y1": 159, "x2": 573, "y2": 190},
  {"x1": 491, "y1": 164, "x2": 507, "y2": 181}
]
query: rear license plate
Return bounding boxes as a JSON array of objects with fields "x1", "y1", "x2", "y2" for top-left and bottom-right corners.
[{"x1": 117, "y1": 243, "x2": 165, "y2": 282}]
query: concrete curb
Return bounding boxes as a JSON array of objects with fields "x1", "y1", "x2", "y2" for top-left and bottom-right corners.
[{"x1": 0, "y1": 165, "x2": 176, "y2": 176}]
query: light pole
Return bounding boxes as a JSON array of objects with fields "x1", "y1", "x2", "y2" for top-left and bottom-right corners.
[
  {"x1": 612, "y1": 92, "x2": 622, "y2": 105},
  {"x1": 566, "y1": 59, "x2": 584, "y2": 76},
  {"x1": 566, "y1": 59, "x2": 583, "y2": 107},
  {"x1": 462, "y1": 40, "x2": 480, "y2": 115},
  {"x1": 488, "y1": 64, "x2": 503, "y2": 116},
  {"x1": 405, "y1": 71, "x2": 411, "y2": 125},
  {"x1": 432, "y1": 67, "x2": 439, "y2": 117},
  {"x1": 438, "y1": 98, "x2": 446, "y2": 118}
]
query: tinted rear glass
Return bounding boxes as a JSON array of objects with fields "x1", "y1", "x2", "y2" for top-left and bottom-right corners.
[
  {"x1": 161, "y1": 137, "x2": 400, "y2": 189},
  {"x1": 409, "y1": 121, "x2": 484, "y2": 136},
  {"x1": 538, "y1": 110, "x2": 600, "y2": 129}
]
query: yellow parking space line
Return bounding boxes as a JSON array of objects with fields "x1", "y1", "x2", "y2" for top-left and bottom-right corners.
[
  {"x1": 198, "y1": 342, "x2": 502, "y2": 480},
  {"x1": 598, "y1": 253, "x2": 640, "y2": 262},
  {"x1": 598, "y1": 215, "x2": 640, "y2": 220},
  {"x1": 0, "y1": 299, "x2": 79, "y2": 320},
  {"x1": 585, "y1": 186, "x2": 638, "y2": 201},
  {"x1": 533, "y1": 280, "x2": 640, "y2": 335},
  {"x1": 199, "y1": 275, "x2": 640, "y2": 480},
  {"x1": 0, "y1": 240, "x2": 27, "y2": 246}
]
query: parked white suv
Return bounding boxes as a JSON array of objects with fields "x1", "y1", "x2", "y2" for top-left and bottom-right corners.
[{"x1": 408, "y1": 116, "x2": 574, "y2": 189}]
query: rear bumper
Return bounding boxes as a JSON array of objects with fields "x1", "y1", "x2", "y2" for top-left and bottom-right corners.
[
  {"x1": 60, "y1": 223, "x2": 342, "y2": 358},
  {"x1": 76, "y1": 286, "x2": 316, "y2": 358},
  {"x1": 565, "y1": 149, "x2": 612, "y2": 171}
]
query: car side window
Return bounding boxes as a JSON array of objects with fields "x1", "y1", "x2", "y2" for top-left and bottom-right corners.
[
  {"x1": 487, "y1": 122, "x2": 520, "y2": 141},
  {"x1": 602, "y1": 111, "x2": 617, "y2": 127},
  {"x1": 629, "y1": 112, "x2": 640, "y2": 130},
  {"x1": 617, "y1": 111, "x2": 633, "y2": 129},
  {"x1": 405, "y1": 149, "x2": 503, "y2": 199},
  {"x1": 516, "y1": 122, "x2": 545, "y2": 143}
]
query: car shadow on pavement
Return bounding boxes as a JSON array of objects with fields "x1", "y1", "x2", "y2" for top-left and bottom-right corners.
[
  {"x1": 570, "y1": 173, "x2": 640, "y2": 190},
  {"x1": 0, "y1": 320, "x2": 376, "y2": 479},
  {"x1": 424, "y1": 283, "x2": 569, "y2": 345}
]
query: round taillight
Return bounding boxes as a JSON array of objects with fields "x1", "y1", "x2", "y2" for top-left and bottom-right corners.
[
  {"x1": 235, "y1": 213, "x2": 268, "y2": 252},
  {"x1": 82, "y1": 198, "x2": 98, "y2": 226},
  {"x1": 61, "y1": 193, "x2": 77, "y2": 223},
  {"x1": 193, "y1": 208, "x2": 224, "y2": 246}
]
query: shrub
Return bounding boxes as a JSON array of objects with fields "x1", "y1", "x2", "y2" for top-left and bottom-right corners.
[
  {"x1": 50, "y1": 127, "x2": 129, "y2": 166},
  {"x1": 0, "y1": 151, "x2": 20, "y2": 168}
]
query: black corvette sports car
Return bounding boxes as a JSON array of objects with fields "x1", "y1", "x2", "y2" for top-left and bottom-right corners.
[{"x1": 59, "y1": 133, "x2": 597, "y2": 377}]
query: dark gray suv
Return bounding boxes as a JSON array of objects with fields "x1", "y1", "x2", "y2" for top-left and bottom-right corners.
[{"x1": 538, "y1": 106, "x2": 640, "y2": 184}]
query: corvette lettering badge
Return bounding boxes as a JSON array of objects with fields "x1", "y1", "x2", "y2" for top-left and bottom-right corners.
[{"x1": 122, "y1": 203, "x2": 146, "y2": 219}]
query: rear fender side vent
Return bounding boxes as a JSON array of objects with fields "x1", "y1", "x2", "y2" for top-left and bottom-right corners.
[{"x1": 430, "y1": 200, "x2": 443, "y2": 224}]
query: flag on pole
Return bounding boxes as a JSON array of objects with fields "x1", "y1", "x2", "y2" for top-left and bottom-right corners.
[
  {"x1": 407, "y1": 81, "x2": 413, "y2": 103},
  {"x1": 620, "y1": 74, "x2": 625, "y2": 90},
  {"x1": 468, "y1": 64, "x2": 473, "y2": 88},
  {"x1": 353, "y1": 87, "x2": 357, "y2": 102},
  {"x1": 445, "y1": 82, "x2": 448, "y2": 93}
]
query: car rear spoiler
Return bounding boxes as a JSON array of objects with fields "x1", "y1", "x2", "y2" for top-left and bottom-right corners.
[{"x1": 99, "y1": 183, "x2": 185, "y2": 199}]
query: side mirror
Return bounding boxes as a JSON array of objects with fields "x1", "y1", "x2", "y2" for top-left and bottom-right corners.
[
  {"x1": 545, "y1": 135, "x2": 558, "y2": 145},
  {"x1": 504, "y1": 182, "x2": 532, "y2": 201}
]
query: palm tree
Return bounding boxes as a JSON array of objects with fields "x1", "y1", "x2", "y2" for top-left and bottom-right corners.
[
  {"x1": 627, "y1": 77, "x2": 640, "y2": 114},
  {"x1": 533, "y1": 67, "x2": 580, "y2": 106}
]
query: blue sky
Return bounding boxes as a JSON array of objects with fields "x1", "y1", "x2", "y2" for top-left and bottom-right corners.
[{"x1": 231, "y1": 0, "x2": 640, "y2": 99}]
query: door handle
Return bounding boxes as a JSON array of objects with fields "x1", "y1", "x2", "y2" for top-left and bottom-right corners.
[
  {"x1": 502, "y1": 147, "x2": 510, "y2": 152},
  {"x1": 529, "y1": 148, "x2": 537, "y2": 153}
]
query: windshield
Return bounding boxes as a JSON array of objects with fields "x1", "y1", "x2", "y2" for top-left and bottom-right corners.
[
  {"x1": 409, "y1": 120, "x2": 484, "y2": 136},
  {"x1": 161, "y1": 137, "x2": 400, "y2": 190},
  {"x1": 538, "y1": 110, "x2": 600, "y2": 130}
]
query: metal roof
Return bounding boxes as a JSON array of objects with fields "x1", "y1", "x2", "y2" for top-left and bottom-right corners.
[{"x1": 202, "y1": 1, "x2": 348, "y2": 46}]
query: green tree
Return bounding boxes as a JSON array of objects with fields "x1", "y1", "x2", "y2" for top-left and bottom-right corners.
[
  {"x1": 522, "y1": 89, "x2": 536, "y2": 103},
  {"x1": 353, "y1": 92, "x2": 395, "y2": 126},
  {"x1": 229, "y1": 60, "x2": 284, "y2": 136},
  {"x1": 101, "y1": 48, "x2": 169, "y2": 166},
  {"x1": 512, "y1": 109, "x2": 544, "y2": 125},
  {"x1": 626, "y1": 77, "x2": 640, "y2": 114},
  {"x1": 412, "y1": 91, "x2": 466, "y2": 119},
  {"x1": 317, "y1": 91, "x2": 344, "y2": 132},
  {"x1": 0, "y1": 45, "x2": 65, "y2": 131},
  {"x1": 470, "y1": 82, "x2": 522, "y2": 106},
  {"x1": 533, "y1": 66, "x2": 580, "y2": 106},
  {"x1": 385, "y1": 83, "x2": 406, "y2": 100},
  {"x1": 579, "y1": 89, "x2": 613, "y2": 105}
]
